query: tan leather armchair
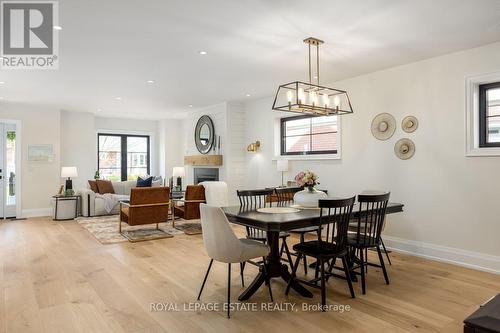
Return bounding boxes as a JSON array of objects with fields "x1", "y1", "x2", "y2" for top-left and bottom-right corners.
[
  {"x1": 173, "y1": 185, "x2": 206, "y2": 220},
  {"x1": 119, "y1": 187, "x2": 170, "y2": 233}
]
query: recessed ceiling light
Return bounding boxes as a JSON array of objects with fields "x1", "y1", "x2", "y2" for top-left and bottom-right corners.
[
  {"x1": 0, "y1": 81, "x2": 4, "y2": 84},
  {"x1": 114, "y1": 97, "x2": 122, "y2": 100},
  {"x1": 246, "y1": 94, "x2": 251, "y2": 97},
  {"x1": 53, "y1": 25, "x2": 62, "y2": 30},
  {"x1": 97, "y1": 108, "x2": 102, "y2": 112},
  {"x1": 147, "y1": 80, "x2": 155, "y2": 84},
  {"x1": 189, "y1": 104, "x2": 193, "y2": 108},
  {"x1": 198, "y1": 51, "x2": 207, "y2": 55}
]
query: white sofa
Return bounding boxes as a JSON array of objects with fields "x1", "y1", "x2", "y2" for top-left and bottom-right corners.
[{"x1": 80, "y1": 180, "x2": 136, "y2": 217}]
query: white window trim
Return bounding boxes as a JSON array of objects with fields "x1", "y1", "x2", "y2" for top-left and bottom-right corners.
[
  {"x1": 272, "y1": 115, "x2": 342, "y2": 160},
  {"x1": 465, "y1": 71, "x2": 500, "y2": 157}
]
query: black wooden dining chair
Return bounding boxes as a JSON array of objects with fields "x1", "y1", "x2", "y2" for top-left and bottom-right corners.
[
  {"x1": 348, "y1": 192, "x2": 390, "y2": 295},
  {"x1": 237, "y1": 189, "x2": 294, "y2": 273},
  {"x1": 285, "y1": 197, "x2": 356, "y2": 308},
  {"x1": 275, "y1": 187, "x2": 321, "y2": 274}
]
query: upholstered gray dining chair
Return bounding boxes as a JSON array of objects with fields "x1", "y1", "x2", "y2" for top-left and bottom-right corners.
[{"x1": 197, "y1": 204, "x2": 273, "y2": 318}]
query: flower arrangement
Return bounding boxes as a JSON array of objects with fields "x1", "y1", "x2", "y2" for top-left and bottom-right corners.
[{"x1": 294, "y1": 170, "x2": 319, "y2": 190}]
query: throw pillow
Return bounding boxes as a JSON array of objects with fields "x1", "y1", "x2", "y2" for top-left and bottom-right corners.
[
  {"x1": 96, "y1": 179, "x2": 115, "y2": 194},
  {"x1": 152, "y1": 176, "x2": 163, "y2": 187},
  {"x1": 88, "y1": 180, "x2": 98, "y2": 193},
  {"x1": 136, "y1": 176, "x2": 153, "y2": 187}
]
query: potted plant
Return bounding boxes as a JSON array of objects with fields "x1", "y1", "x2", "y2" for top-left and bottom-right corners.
[{"x1": 293, "y1": 170, "x2": 327, "y2": 207}]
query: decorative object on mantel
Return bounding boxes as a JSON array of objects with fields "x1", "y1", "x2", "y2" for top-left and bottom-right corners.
[
  {"x1": 276, "y1": 159, "x2": 289, "y2": 187},
  {"x1": 293, "y1": 170, "x2": 327, "y2": 207},
  {"x1": 172, "y1": 166, "x2": 185, "y2": 191},
  {"x1": 194, "y1": 115, "x2": 215, "y2": 154},
  {"x1": 402, "y1": 115, "x2": 418, "y2": 133},
  {"x1": 272, "y1": 37, "x2": 354, "y2": 116},
  {"x1": 216, "y1": 135, "x2": 221, "y2": 154},
  {"x1": 394, "y1": 138, "x2": 415, "y2": 160},
  {"x1": 184, "y1": 155, "x2": 223, "y2": 166},
  {"x1": 247, "y1": 140, "x2": 260, "y2": 152},
  {"x1": 371, "y1": 113, "x2": 396, "y2": 141}
]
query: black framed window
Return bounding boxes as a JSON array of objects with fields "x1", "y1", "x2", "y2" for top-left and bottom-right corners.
[
  {"x1": 98, "y1": 133, "x2": 150, "y2": 181},
  {"x1": 479, "y1": 82, "x2": 500, "y2": 148},
  {"x1": 280, "y1": 115, "x2": 338, "y2": 155}
]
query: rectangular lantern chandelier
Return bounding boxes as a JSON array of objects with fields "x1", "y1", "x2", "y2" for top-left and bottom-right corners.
[{"x1": 272, "y1": 37, "x2": 354, "y2": 116}]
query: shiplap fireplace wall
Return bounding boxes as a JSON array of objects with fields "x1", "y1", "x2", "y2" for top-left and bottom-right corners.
[{"x1": 184, "y1": 102, "x2": 246, "y2": 205}]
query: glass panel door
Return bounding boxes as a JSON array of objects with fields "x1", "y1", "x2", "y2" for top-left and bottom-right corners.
[
  {"x1": 126, "y1": 136, "x2": 149, "y2": 180},
  {"x1": 5, "y1": 124, "x2": 16, "y2": 217}
]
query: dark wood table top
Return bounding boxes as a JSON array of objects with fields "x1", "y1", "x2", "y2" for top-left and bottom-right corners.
[{"x1": 223, "y1": 202, "x2": 404, "y2": 232}]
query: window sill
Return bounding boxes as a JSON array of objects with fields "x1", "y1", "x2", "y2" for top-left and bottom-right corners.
[
  {"x1": 466, "y1": 147, "x2": 500, "y2": 157},
  {"x1": 273, "y1": 154, "x2": 341, "y2": 161}
]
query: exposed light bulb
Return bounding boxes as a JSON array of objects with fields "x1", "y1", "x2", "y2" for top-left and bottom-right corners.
[
  {"x1": 309, "y1": 91, "x2": 318, "y2": 106},
  {"x1": 322, "y1": 94, "x2": 330, "y2": 107},
  {"x1": 286, "y1": 90, "x2": 294, "y2": 103},
  {"x1": 333, "y1": 95, "x2": 340, "y2": 108},
  {"x1": 298, "y1": 88, "x2": 305, "y2": 104}
]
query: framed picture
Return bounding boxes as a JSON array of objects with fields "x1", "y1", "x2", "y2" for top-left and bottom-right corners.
[{"x1": 28, "y1": 144, "x2": 54, "y2": 162}]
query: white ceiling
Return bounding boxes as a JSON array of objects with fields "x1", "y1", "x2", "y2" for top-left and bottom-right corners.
[{"x1": 1, "y1": 0, "x2": 500, "y2": 119}]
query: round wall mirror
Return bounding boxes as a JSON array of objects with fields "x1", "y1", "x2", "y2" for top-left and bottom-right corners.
[{"x1": 194, "y1": 115, "x2": 215, "y2": 154}]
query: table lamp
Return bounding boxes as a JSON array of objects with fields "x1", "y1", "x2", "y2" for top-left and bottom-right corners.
[
  {"x1": 61, "y1": 166, "x2": 78, "y2": 191},
  {"x1": 172, "y1": 166, "x2": 185, "y2": 191},
  {"x1": 276, "y1": 160, "x2": 289, "y2": 187}
]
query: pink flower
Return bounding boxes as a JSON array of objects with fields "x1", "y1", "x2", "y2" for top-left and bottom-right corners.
[{"x1": 294, "y1": 170, "x2": 319, "y2": 188}]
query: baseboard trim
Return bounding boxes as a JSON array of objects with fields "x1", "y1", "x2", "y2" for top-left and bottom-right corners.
[
  {"x1": 21, "y1": 208, "x2": 52, "y2": 218},
  {"x1": 383, "y1": 235, "x2": 500, "y2": 275}
]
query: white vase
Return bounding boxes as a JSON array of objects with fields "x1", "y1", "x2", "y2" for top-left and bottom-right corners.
[{"x1": 293, "y1": 187, "x2": 327, "y2": 207}]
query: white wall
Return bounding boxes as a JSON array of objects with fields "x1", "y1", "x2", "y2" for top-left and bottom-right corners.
[
  {"x1": 60, "y1": 111, "x2": 96, "y2": 190},
  {"x1": 0, "y1": 103, "x2": 61, "y2": 216},
  {"x1": 184, "y1": 102, "x2": 227, "y2": 186},
  {"x1": 158, "y1": 118, "x2": 185, "y2": 180},
  {"x1": 243, "y1": 42, "x2": 500, "y2": 272},
  {"x1": 184, "y1": 102, "x2": 247, "y2": 204}
]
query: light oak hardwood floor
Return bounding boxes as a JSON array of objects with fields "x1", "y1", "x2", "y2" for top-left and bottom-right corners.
[{"x1": 0, "y1": 217, "x2": 498, "y2": 333}]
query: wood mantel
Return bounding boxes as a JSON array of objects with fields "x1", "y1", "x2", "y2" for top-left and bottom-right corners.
[{"x1": 184, "y1": 155, "x2": 223, "y2": 166}]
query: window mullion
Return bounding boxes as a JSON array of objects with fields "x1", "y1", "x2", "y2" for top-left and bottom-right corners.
[{"x1": 121, "y1": 135, "x2": 127, "y2": 181}]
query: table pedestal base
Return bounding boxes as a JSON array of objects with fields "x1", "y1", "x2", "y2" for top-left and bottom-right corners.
[{"x1": 238, "y1": 263, "x2": 312, "y2": 301}]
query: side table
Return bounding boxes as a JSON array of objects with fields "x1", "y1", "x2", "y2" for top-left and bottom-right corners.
[{"x1": 53, "y1": 195, "x2": 80, "y2": 221}]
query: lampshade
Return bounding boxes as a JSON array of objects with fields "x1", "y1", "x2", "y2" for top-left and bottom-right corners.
[
  {"x1": 276, "y1": 160, "x2": 289, "y2": 172},
  {"x1": 61, "y1": 166, "x2": 78, "y2": 178},
  {"x1": 172, "y1": 167, "x2": 185, "y2": 177}
]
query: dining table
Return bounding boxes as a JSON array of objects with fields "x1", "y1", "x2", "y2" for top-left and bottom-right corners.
[{"x1": 222, "y1": 201, "x2": 404, "y2": 301}]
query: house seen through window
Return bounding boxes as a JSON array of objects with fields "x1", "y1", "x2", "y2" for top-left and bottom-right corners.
[{"x1": 98, "y1": 134, "x2": 150, "y2": 181}]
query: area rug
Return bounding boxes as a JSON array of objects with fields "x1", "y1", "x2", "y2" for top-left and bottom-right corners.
[
  {"x1": 76, "y1": 215, "x2": 184, "y2": 244},
  {"x1": 173, "y1": 219, "x2": 202, "y2": 235}
]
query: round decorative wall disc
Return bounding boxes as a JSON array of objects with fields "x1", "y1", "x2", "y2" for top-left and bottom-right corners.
[
  {"x1": 394, "y1": 138, "x2": 415, "y2": 160},
  {"x1": 402, "y1": 116, "x2": 418, "y2": 133},
  {"x1": 371, "y1": 113, "x2": 396, "y2": 140}
]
